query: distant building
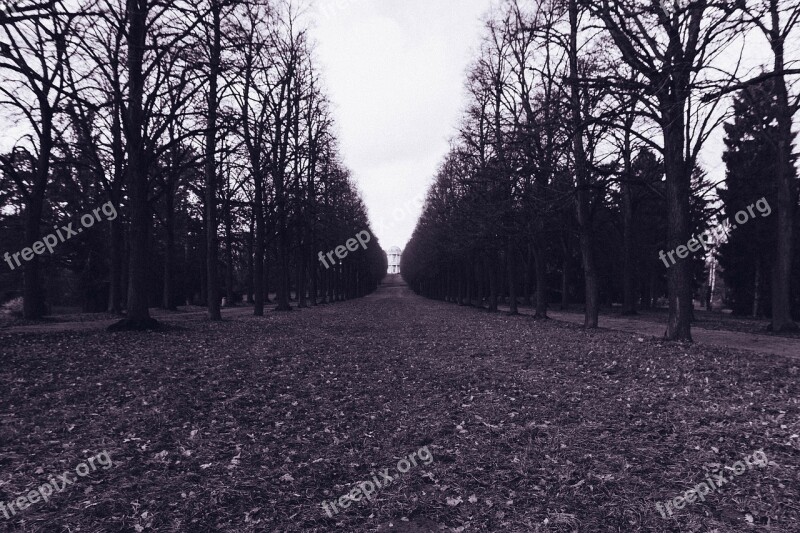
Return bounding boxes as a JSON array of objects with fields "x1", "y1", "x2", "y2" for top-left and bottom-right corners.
[{"x1": 387, "y1": 246, "x2": 402, "y2": 274}]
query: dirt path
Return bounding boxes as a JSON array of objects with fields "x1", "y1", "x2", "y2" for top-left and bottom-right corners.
[
  {"x1": 6, "y1": 279, "x2": 799, "y2": 360},
  {"x1": 544, "y1": 310, "x2": 800, "y2": 359},
  {"x1": 487, "y1": 302, "x2": 799, "y2": 360},
  {"x1": 0, "y1": 278, "x2": 797, "y2": 532}
]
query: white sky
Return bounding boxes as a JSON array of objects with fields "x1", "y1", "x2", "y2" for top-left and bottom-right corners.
[
  {"x1": 307, "y1": 1, "x2": 789, "y2": 250},
  {"x1": 308, "y1": 0, "x2": 493, "y2": 250}
]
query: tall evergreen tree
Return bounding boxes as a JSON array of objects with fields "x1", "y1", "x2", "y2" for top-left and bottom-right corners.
[{"x1": 718, "y1": 80, "x2": 799, "y2": 318}]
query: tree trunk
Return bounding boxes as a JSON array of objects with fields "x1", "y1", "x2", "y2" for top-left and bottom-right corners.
[
  {"x1": 274, "y1": 195, "x2": 291, "y2": 310},
  {"x1": 296, "y1": 243, "x2": 307, "y2": 308},
  {"x1": 487, "y1": 252, "x2": 498, "y2": 312},
  {"x1": 264, "y1": 251, "x2": 271, "y2": 303},
  {"x1": 162, "y1": 185, "x2": 176, "y2": 310},
  {"x1": 521, "y1": 244, "x2": 532, "y2": 306},
  {"x1": 753, "y1": 258, "x2": 762, "y2": 318},
  {"x1": 108, "y1": 212, "x2": 124, "y2": 313},
  {"x1": 569, "y1": 0, "x2": 598, "y2": 329},
  {"x1": 533, "y1": 238, "x2": 548, "y2": 318},
  {"x1": 644, "y1": 266, "x2": 656, "y2": 310},
  {"x1": 621, "y1": 118, "x2": 637, "y2": 315},
  {"x1": 662, "y1": 99, "x2": 693, "y2": 341},
  {"x1": 224, "y1": 197, "x2": 235, "y2": 306},
  {"x1": 273, "y1": 72, "x2": 293, "y2": 311},
  {"x1": 22, "y1": 106, "x2": 53, "y2": 319},
  {"x1": 460, "y1": 267, "x2": 466, "y2": 304},
  {"x1": 115, "y1": 0, "x2": 156, "y2": 330},
  {"x1": 561, "y1": 236, "x2": 569, "y2": 310},
  {"x1": 769, "y1": 7, "x2": 798, "y2": 332},
  {"x1": 246, "y1": 209, "x2": 254, "y2": 304},
  {"x1": 507, "y1": 239, "x2": 518, "y2": 314},
  {"x1": 205, "y1": 0, "x2": 222, "y2": 321},
  {"x1": 253, "y1": 190, "x2": 264, "y2": 315},
  {"x1": 310, "y1": 258, "x2": 318, "y2": 305},
  {"x1": 108, "y1": 93, "x2": 125, "y2": 314},
  {"x1": 22, "y1": 194, "x2": 46, "y2": 319},
  {"x1": 465, "y1": 259, "x2": 473, "y2": 306}
]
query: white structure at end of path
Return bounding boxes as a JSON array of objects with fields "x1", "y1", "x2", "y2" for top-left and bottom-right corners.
[{"x1": 387, "y1": 246, "x2": 402, "y2": 274}]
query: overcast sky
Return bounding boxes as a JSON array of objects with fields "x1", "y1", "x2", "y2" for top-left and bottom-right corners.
[
  {"x1": 307, "y1": 1, "x2": 788, "y2": 251},
  {"x1": 308, "y1": 0, "x2": 493, "y2": 250}
]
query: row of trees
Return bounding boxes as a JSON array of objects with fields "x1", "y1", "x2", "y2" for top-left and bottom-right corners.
[
  {"x1": 401, "y1": 0, "x2": 800, "y2": 340},
  {"x1": 0, "y1": 0, "x2": 387, "y2": 327},
  {"x1": 718, "y1": 80, "x2": 800, "y2": 318}
]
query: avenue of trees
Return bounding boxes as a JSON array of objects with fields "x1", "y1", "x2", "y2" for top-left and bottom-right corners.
[
  {"x1": 0, "y1": 0, "x2": 387, "y2": 328},
  {"x1": 401, "y1": 0, "x2": 800, "y2": 340}
]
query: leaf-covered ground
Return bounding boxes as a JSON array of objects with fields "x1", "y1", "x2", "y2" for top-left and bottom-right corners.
[{"x1": 0, "y1": 283, "x2": 798, "y2": 532}]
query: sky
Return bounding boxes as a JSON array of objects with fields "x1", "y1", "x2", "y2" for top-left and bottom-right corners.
[
  {"x1": 307, "y1": 0, "x2": 787, "y2": 251},
  {"x1": 308, "y1": 0, "x2": 493, "y2": 250}
]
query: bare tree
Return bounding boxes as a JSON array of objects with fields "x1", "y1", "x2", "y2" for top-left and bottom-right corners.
[
  {"x1": 721, "y1": 0, "x2": 800, "y2": 332},
  {"x1": 587, "y1": 0, "x2": 738, "y2": 340},
  {"x1": 110, "y1": 0, "x2": 204, "y2": 329},
  {"x1": 0, "y1": 0, "x2": 75, "y2": 318},
  {"x1": 202, "y1": 0, "x2": 222, "y2": 320},
  {"x1": 567, "y1": 0, "x2": 600, "y2": 327}
]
